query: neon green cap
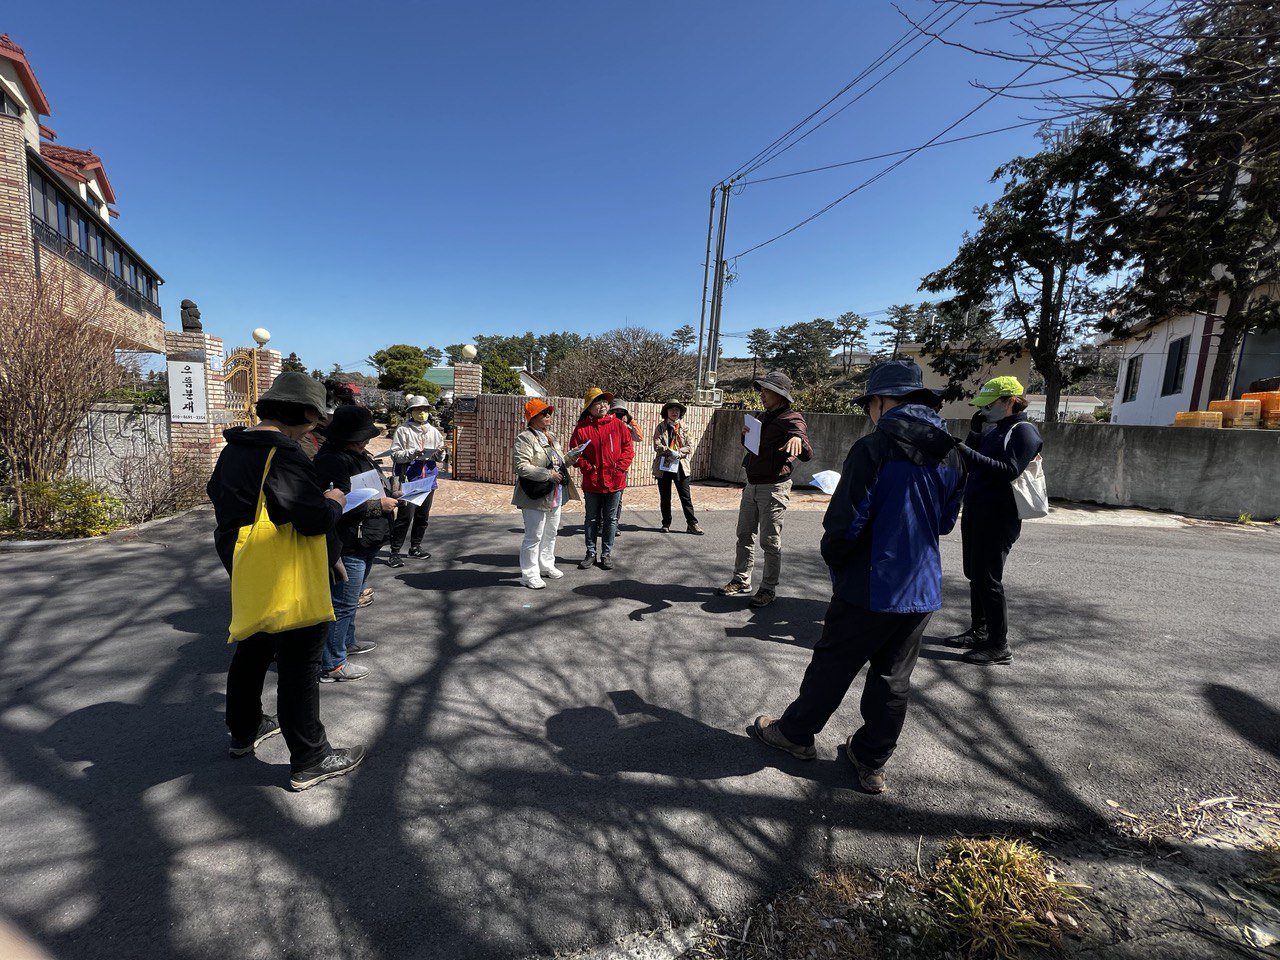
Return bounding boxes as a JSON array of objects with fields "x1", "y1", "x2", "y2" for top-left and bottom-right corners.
[{"x1": 971, "y1": 376, "x2": 1025, "y2": 407}]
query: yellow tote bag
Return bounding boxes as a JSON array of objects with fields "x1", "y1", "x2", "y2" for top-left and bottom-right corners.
[{"x1": 228, "y1": 447, "x2": 335, "y2": 642}]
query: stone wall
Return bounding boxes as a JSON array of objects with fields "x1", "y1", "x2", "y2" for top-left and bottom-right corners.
[
  {"x1": 67, "y1": 403, "x2": 169, "y2": 496},
  {"x1": 707, "y1": 409, "x2": 1280, "y2": 520}
]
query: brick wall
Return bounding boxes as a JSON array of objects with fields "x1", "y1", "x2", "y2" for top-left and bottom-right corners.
[
  {"x1": 452, "y1": 363, "x2": 483, "y2": 479},
  {"x1": 164, "y1": 330, "x2": 227, "y2": 471},
  {"x1": 459, "y1": 394, "x2": 717, "y2": 488},
  {"x1": 256, "y1": 348, "x2": 282, "y2": 394},
  {"x1": 0, "y1": 113, "x2": 36, "y2": 280}
]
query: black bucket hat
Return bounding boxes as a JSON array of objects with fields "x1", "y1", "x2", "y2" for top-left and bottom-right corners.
[
  {"x1": 854, "y1": 359, "x2": 942, "y2": 407},
  {"x1": 325, "y1": 404, "x2": 382, "y2": 443},
  {"x1": 259, "y1": 371, "x2": 328, "y2": 418},
  {"x1": 753, "y1": 370, "x2": 794, "y2": 403}
]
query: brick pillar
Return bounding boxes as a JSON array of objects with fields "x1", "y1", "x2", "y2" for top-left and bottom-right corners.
[
  {"x1": 452, "y1": 362, "x2": 483, "y2": 480},
  {"x1": 165, "y1": 330, "x2": 227, "y2": 472},
  {"x1": 0, "y1": 113, "x2": 36, "y2": 284},
  {"x1": 256, "y1": 347, "x2": 282, "y2": 394}
]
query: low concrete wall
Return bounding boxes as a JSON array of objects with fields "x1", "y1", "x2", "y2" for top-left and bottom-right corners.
[
  {"x1": 707, "y1": 409, "x2": 1280, "y2": 519},
  {"x1": 67, "y1": 403, "x2": 170, "y2": 499}
]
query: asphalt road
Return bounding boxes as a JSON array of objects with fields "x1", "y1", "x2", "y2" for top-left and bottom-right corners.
[{"x1": 0, "y1": 505, "x2": 1277, "y2": 960}]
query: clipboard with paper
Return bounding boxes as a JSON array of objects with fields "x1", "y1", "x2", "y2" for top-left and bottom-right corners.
[{"x1": 742, "y1": 414, "x2": 762, "y2": 455}]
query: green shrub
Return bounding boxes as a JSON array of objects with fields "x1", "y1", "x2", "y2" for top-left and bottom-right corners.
[{"x1": 5, "y1": 479, "x2": 124, "y2": 538}]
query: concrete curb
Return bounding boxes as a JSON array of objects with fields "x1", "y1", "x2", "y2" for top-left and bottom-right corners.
[{"x1": 0, "y1": 504, "x2": 210, "y2": 552}]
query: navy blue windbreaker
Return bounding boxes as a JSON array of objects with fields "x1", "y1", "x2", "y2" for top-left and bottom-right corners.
[{"x1": 820, "y1": 404, "x2": 966, "y2": 614}]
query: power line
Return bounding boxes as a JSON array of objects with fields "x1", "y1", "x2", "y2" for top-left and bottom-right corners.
[
  {"x1": 723, "y1": 1, "x2": 966, "y2": 184},
  {"x1": 736, "y1": 119, "x2": 1042, "y2": 186},
  {"x1": 728, "y1": 7, "x2": 1106, "y2": 261}
]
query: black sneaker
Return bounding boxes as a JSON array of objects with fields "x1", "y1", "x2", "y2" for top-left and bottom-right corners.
[
  {"x1": 408, "y1": 547, "x2": 430, "y2": 559},
  {"x1": 229, "y1": 715, "x2": 281, "y2": 758},
  {"x1": 943, "y1": 627, "x2": 986, "y2": 649},
  {"x1": 386, "y1": 554, "x2": 405, "y2": 569},
  {"x1": 290, "y1": 745, "x2": 367, "y2": 791},
  {"x1": 578, "y1": 554, "x2": 595, "y2": 570},
  {"x1": 963, "y1": 645, "x2": 1013, "y2": 666},
  {"x1": 598, "y1": 555, "x2": 615, "y2": 571}
]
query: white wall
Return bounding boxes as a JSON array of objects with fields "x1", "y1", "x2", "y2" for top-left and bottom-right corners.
[
  {"x1": 0, "y1": 60, "x2": 40, "y2": 147},
  {"x1": 1112, "y1": 312, "x2": 1218, "y2": 425}
]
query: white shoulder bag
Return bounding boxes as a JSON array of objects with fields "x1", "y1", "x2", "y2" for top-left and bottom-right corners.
[{"x1": 1004, "y1": 422, "x2": 1049, "y2": 519}]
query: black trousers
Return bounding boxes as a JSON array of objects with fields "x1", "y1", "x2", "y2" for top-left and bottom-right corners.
[
  {"x1": 960, "y1": 503, "x2": 1021, "y2": 649},
  {"x1": 390, "y1": 490, "x2": 434, "y2": 553},
  {"x1": 226, "y1": 622, "x2": 330, "y2": 772},
  {"x1": 777, "y1": 596, "x2": 930, "y2": 770},
  {"x1": 658, "y1": 468, "x2": 699, "y2": 527}
]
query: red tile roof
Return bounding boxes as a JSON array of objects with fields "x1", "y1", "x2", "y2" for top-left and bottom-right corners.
[
  {"x1": 38, "y1": 122, "x2": 57, "y2": 140},
  {"x1": 40, "y1": 143, "x2": 117, "y2": 204},
  {"x1": 0, "y1": 34, "x2": 52, "y2": 116}
]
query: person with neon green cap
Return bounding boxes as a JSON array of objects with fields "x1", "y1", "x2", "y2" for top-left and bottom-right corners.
[{"x1": 944, "y1": 375, "x2": 1042, "y2": 665}]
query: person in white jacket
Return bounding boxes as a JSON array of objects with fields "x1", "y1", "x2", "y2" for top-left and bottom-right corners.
[{"x1": 387, "y1": 395, "x2": 443, "y2": 568}]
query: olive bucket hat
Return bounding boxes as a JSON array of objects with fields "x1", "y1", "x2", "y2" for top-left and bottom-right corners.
[{"x1": 259, "y1": 371, "x2": 328, "y2": 418}]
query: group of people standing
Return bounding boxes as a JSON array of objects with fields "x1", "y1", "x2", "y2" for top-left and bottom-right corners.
[{"x1": 207, "y1": 358, "x2": 1042, "y2": 794}]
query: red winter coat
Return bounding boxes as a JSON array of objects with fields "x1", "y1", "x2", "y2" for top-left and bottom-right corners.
[{"x1": 571, "y1": 414, "x2": 634, "y2": 493}]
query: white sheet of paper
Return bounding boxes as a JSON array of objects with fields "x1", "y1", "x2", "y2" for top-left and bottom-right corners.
[
  {"x1": 349, "y1": 469, "x2": 382, "y2": 492},
  {"x1": 569, "y1": 439, "x2": 591, "y2": 457},
  {"x1": 401, "y1": 491, "x2": 431, "y2": 507},
  {"x1": 809, "y1": 470, "x2": 841, "y2": 495},
  {"x1": 743, "y1": 414, "x2": 762, "y2": 455},
  {"x1": 400, "y1": 477, "x2": 435, "y2": 497},
  {"x1": 341, "y1": 487, "x2": 379, "y2": 514},
  {"x1": 659, "y1": 455, "x2": 680, "y2": 473}
]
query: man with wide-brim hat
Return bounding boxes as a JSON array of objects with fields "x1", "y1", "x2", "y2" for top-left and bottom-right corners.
[
  {"x1": 387, "y1": 395, "x2": 444, "y2": 568},
  {"x1": 750, "y1": 358, "x2": 966, "y2": 795},
  {"x1": 653, "y1": 399, "x2": 703, "y2": 535},
  {"x1": 313, "y1": 405, "x2": 398, "y2": 684},
  {"x1": 569, "y1": 387, "x2": 633, "y2": 570},
  {"x1": 716, "y1": 369, "x2": 812, "y2": 608}
]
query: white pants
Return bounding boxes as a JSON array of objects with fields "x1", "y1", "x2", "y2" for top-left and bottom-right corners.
[{"x1": 520, "y1": 506, "x2": 561, "y2": 581}]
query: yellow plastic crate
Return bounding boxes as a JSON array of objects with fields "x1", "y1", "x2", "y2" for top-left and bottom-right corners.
[
  {"x1": 1242, "y1": 391, "x2": 1280, "y2": 416},
  {"x1": 1208, "y1": 399, "x2": 1261, "y2": 428},
  {"x1": 1174, "y1": 411, "x2": 1223, "y2": 428}
]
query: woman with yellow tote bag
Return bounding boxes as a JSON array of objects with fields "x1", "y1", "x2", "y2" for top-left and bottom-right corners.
[{"x1": 207, "y1": 372, "x2": 367, "y2": 791}]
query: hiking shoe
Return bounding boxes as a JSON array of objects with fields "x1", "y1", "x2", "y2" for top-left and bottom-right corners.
[
  {"x1": 598, "y1": 555, "x2": 615, "y2": 571},
  {"x1": 844, "y1": 737, "x2": 886, "y2": 793},
  {"x1": 541, "y1": 567, "x2": 564, "y2": 580},
  {"x1": 943, "y1": 627, "x2": 986, "y2": 649},
  {"x1": 717, "y1": 580, "x2": 751, "y2": 596},
  {"x1": 749, "y1": 715, "x2": 817, "y2": 760},
  {"x1": 963, "y1": 645, "x2": 1013, "y2": 666},
  {"x1": 578, "y1": 554, "x2": 596, "y2": 570},
  {"x1": 321, "y1": 661, "x2": 370, "y2": 682},
  {"x1": 347, "y1": 640, "x2": 377, "y2": 656},
  {"x1": 408, "y1": 547, "x2": 430, "y2": 560},
  {"x1": 386, "y1": 553, "x2": 405, "y2": 569},
  {"x1": 522, "y1": 576, "x2": 547, "y2": 590},
  {"x1": 749, "y1": 588, "x2": 776, "y2": 608},
  {"x1": 229, "y1": 714, "x2": 281, "y2": 758},
  {"x1": 357, "y1": 588, "x2": 374, "y2": 608},
  {"x1": 687, "y1": 523, "x2": 704, "y2": 536},
  {"x1": 290, "y1": 745, "x2": 367, "y2": 791}
]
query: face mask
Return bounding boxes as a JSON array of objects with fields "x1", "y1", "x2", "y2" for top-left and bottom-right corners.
[{"x1": 411, "y1": 411, "x2": 428, "y2": 424}]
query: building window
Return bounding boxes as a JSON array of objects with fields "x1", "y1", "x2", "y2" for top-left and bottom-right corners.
[
  {"x1": 1122, "y1": 355, "x2": 1143, "y2": 403},
  {"x1": 29, "y1": 169, "x2": 46, "y2": 221},
  {"x1": 0, "y1": 86, "x2": 21, "y2": 118},
  {"x1": 1161, "y1": 335, "x2": 1190, "y2": 396}
]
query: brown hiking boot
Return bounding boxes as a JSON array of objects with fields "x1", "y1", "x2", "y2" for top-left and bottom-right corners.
[
  {"x1": 749, "y1": 588, "x2": 776, "y2": 608},
  {"x1": 750, "y1": 715, "x2": 817, "y2": 760},
  {"x1": 844, "y1": 737, "x2": 886, "y2": 793},
  {"x1": 717, "y1": 580, "x2": 751, "y2": 596}
]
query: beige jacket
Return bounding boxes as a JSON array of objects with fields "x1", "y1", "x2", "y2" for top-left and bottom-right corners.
[
  {"x1": 652, "y1": 419, "x2": 693, "y2": 478},
  {"x1": 511, "y1": 429, "x2": 581, "y2": 511}
]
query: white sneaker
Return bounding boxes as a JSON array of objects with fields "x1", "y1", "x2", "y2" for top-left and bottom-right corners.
[
  {"x1": 541, "y1": 567, "x2": 564, "y2": 580},
  {"x1": 521, "y1": 577, "x2": 547, "y2": 590}
]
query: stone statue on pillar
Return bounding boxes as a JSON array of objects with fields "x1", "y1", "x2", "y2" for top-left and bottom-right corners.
[{"x1": 180, "y1": 299, "x2": 203, "y2": 333}]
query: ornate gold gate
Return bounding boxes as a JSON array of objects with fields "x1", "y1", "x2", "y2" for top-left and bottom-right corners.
[{"x1": 222, "y1": 348, "x2": 258, "y2": 428}]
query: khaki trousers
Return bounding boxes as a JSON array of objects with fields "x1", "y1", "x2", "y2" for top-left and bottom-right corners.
[{"x1": 731, "y1": 479, "x2": 791, "y2": 590}]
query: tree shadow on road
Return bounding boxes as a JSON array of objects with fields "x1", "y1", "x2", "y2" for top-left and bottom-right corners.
[{"x1": 1203, "y1": 683, "x2": 1280, "y2": 762}]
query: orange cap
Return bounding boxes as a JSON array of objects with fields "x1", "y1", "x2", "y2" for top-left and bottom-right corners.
[{"x1": 524, "y1": 398, "x2": 554, "y2": 421}]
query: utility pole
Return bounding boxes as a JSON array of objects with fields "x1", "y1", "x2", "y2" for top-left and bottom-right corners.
[
  {"x1": 700, "y1": 182, "x2": 731, "y2": 405},
  {"x1": 695, "y1": 186, "x2": 717, "y2": 394}
]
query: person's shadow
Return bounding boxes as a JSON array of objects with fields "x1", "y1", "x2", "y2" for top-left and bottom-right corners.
[
  {"x1": 723, "y1": 597, "x2": 828, "y2": 648},
  {"x1": 546, "y1": 690, "x2": 847, "y2": 784},
  {"x1": 573, "y1": 580, "x2": 743, "y2": 621}
]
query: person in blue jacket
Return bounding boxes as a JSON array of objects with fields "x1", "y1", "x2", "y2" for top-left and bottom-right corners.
[
  {"x1": 944, "y1": 376, "x2": 1043, "y2": 666},
  {"x1": 750, "y1": 359, "x2": 966, "y2": 794}
]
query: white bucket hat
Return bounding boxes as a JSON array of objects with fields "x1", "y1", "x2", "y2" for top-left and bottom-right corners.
[{"x1": 404, "y1": 394, "x2": 431, "y2": 411}]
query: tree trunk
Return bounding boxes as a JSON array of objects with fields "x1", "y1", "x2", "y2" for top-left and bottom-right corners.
[
  {"x1": 1042, "y1": 367, "x2": 1064, "y2": 423},
  {"x1": 1207, "y1": 293, "x2": 1247, "y2": 401}
]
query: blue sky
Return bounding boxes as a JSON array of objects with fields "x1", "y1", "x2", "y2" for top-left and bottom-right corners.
[{"x1": 8, "y1": 2, "x2": 1041, "y2": 373}]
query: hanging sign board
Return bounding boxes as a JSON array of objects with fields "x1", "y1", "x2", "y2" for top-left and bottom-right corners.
[{"x1": 167, "y1": 360, "x2": 209, "y2": 424}]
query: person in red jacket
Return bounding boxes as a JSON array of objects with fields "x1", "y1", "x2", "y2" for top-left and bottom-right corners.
[{"x1": 570, "y1": 387, "x2": 634, "y2": 570}]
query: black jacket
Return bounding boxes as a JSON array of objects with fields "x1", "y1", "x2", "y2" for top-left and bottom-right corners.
[
  {"x1": 744, "y1": 405, "x2": 813, "y2": 484},
  {"x1": 312, "y1": 442, "x2": 394, "y2": 554},
  {"x1": 206, "y1": 427, "x2": 341, "y2": 575},
  {"x1": 959, "y1": 413, "x2": 1043, "y2": 514}
]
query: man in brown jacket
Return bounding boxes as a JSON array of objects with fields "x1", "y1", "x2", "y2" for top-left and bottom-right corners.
[{"x1": 718, "y1": 370, "x2": 812, "y2": 608}]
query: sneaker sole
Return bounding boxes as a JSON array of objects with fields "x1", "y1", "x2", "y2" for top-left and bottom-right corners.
[
  {"x1": 290, "y1": 752, "x2": 366, "y2": 791},
  {"x1": 347, "y1": 645, "x2": 377, "y2": 656},
  {"x1": 843, "y1": 738, "x2": 886, "y2": 793},
  {"x1": 229, "y1": 725, "x2": 282, "y2": 758},
  {"x1": 320, "y1": 671, "x2": 368, "y2": 682},
  {"x1": 749, "y1": 718, "x2": 816, "y2": 760}
]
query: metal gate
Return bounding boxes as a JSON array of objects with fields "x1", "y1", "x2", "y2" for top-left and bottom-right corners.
[{"x1": 222, "y1": 348, "x2": 257, "y2": 428}]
